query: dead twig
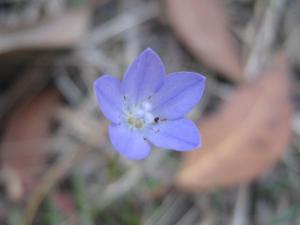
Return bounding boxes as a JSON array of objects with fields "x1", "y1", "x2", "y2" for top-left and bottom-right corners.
[
  {"x1": 22, "y1": 142, "x2": 89, "y2": 225},
  {"x1": 245, "y1": 0, "x2": 287, "y2": 79},
  {"x1": 83, "y1": 2, "x2": 159, "y2": 47}
]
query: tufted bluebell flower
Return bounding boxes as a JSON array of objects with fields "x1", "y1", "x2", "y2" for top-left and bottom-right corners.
[{"x1": 94, "y1": 48, "x2": 206, "y2": 160}]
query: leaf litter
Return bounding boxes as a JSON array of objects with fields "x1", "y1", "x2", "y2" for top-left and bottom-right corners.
[
  {"x1": 177, "y1": 54, "x2": 293, "y2": 191},
  {"x1": 1, "y1": 0, "x2": 300, "y2": 225}
]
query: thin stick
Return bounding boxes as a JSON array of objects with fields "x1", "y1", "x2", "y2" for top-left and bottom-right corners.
[
  {"x1": 230, "y1": 184, "x2": 250, "y2": 225},
  {"x1": 22, "y1": 144, "x2": 87, "y2": 225},
  {"x1": 245, "y1": 0, "x2": 286, "y2": 79},
  {"x1": 83, "y1": 2, "x2": 159, "y2": 46}
]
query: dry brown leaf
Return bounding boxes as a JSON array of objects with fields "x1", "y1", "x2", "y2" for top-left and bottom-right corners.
[
  {"x1": 0, "y1": 9, "x2": 89, "y2": 54},
  {"x1": 0, "y1": 89, "x2": 60, "y2": 201},
  {"x1": 165, "y1": 0, "x2": 243, "y2": 82},
  {"x1": 176, "y1": 55, "x2": 292, "y2": 191}
]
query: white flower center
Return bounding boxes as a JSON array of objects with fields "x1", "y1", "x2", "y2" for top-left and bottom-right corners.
[{"x1": 123, "y1": 100, "x2": 155, "y2": 130}]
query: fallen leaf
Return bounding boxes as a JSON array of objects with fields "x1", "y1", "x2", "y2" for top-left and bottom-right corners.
[
  {"x1": 165, "y1": 0, "x2": 243, "y2": 82},
  {"x1": 176, "y1": 54, "x2": 292, "y2": 191},
  {"x1": 0, "y1": 88, "x2": 60, "y2": 201},
  {"x1": 0, "y1": 9, "x2": 89, "y2": 54}
]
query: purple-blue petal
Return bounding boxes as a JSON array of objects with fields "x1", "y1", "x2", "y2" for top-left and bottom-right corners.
[
  {"x1": 122, "y1": 48, "x2": 165, "y2": 103},
  {"x1": 146, "y1": 118, "x2": 201, "y2": 151},
  {"x1": 151, "y1": 72, "x2": 205, "y2": 119},
  {"x1": 109, "y1": 124, "x2": 151, "y2": 160},
  {"x1": 94, "y1": 75, "x2": 123, "y2": 123}
]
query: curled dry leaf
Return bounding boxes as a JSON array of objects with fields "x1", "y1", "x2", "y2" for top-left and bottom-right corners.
[
  {"x1": 176, "y1": 55, "x2": 293, "y2": 191},
  {"x1": 0, "y1": 89, "x2": 60, "y2": 201},
  {"x1": 165, "y1": 0, "x2": 243, "y2": 82}
]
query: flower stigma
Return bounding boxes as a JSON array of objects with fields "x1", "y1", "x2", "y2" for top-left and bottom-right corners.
[{"x1": 123, "y1": 98, "x2": 155, "y2": 130}]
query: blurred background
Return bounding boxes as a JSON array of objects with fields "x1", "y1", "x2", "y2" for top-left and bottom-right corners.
[{"x1": 0, "y1": 0, "x2": 300, "y2": 224}]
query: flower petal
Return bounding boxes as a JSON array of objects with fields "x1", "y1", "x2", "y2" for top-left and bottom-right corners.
[
  {"x1": 146, "y1": 118, "x2": 201, "y2": 151},
  {"x1": 94, "y1": 75, "x2": 123, "y2": 123},
  {"x1": 109, "y1": 124, "x2": 151, "y2": 160},
  {"x1": 151, "y1": 72, "x2": 206, "y2": 119},
  {"x1": 122, "y1": 48, "x2": 165, "y2": 103}
]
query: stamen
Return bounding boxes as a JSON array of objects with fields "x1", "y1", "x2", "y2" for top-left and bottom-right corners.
[
  {"x1": 142, "y1": 101, "x2": 152, "y2": 111},
  {"x1": 127, "y1": 116, "x2": 144, "y2": 129},
  {"x1": 124, "y1": 101, "x2": 154, "y2": 130},
  {"x1": 145, "y1": 113, "x2": 154, "y2": 123}
]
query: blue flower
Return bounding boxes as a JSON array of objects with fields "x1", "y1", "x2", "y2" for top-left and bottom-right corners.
[{"x1": 94, "y1": 48, "x2": 206, "y2": 160}]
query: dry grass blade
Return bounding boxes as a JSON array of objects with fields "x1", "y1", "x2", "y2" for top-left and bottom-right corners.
[
  {"x1": 165, "y1": 0, "x2": 243, "y2": 82},
  {"x1": 176, "y1": 54, "x2": 293, "y2": 191},
  {"x1": 22, "y1": 144, "x2": 86, "y2": 225}
]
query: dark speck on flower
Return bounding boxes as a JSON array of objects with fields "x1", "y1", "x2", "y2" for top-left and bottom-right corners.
[{"x1": 93, "y1": 48, "x2": 206, "y2": 160}]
